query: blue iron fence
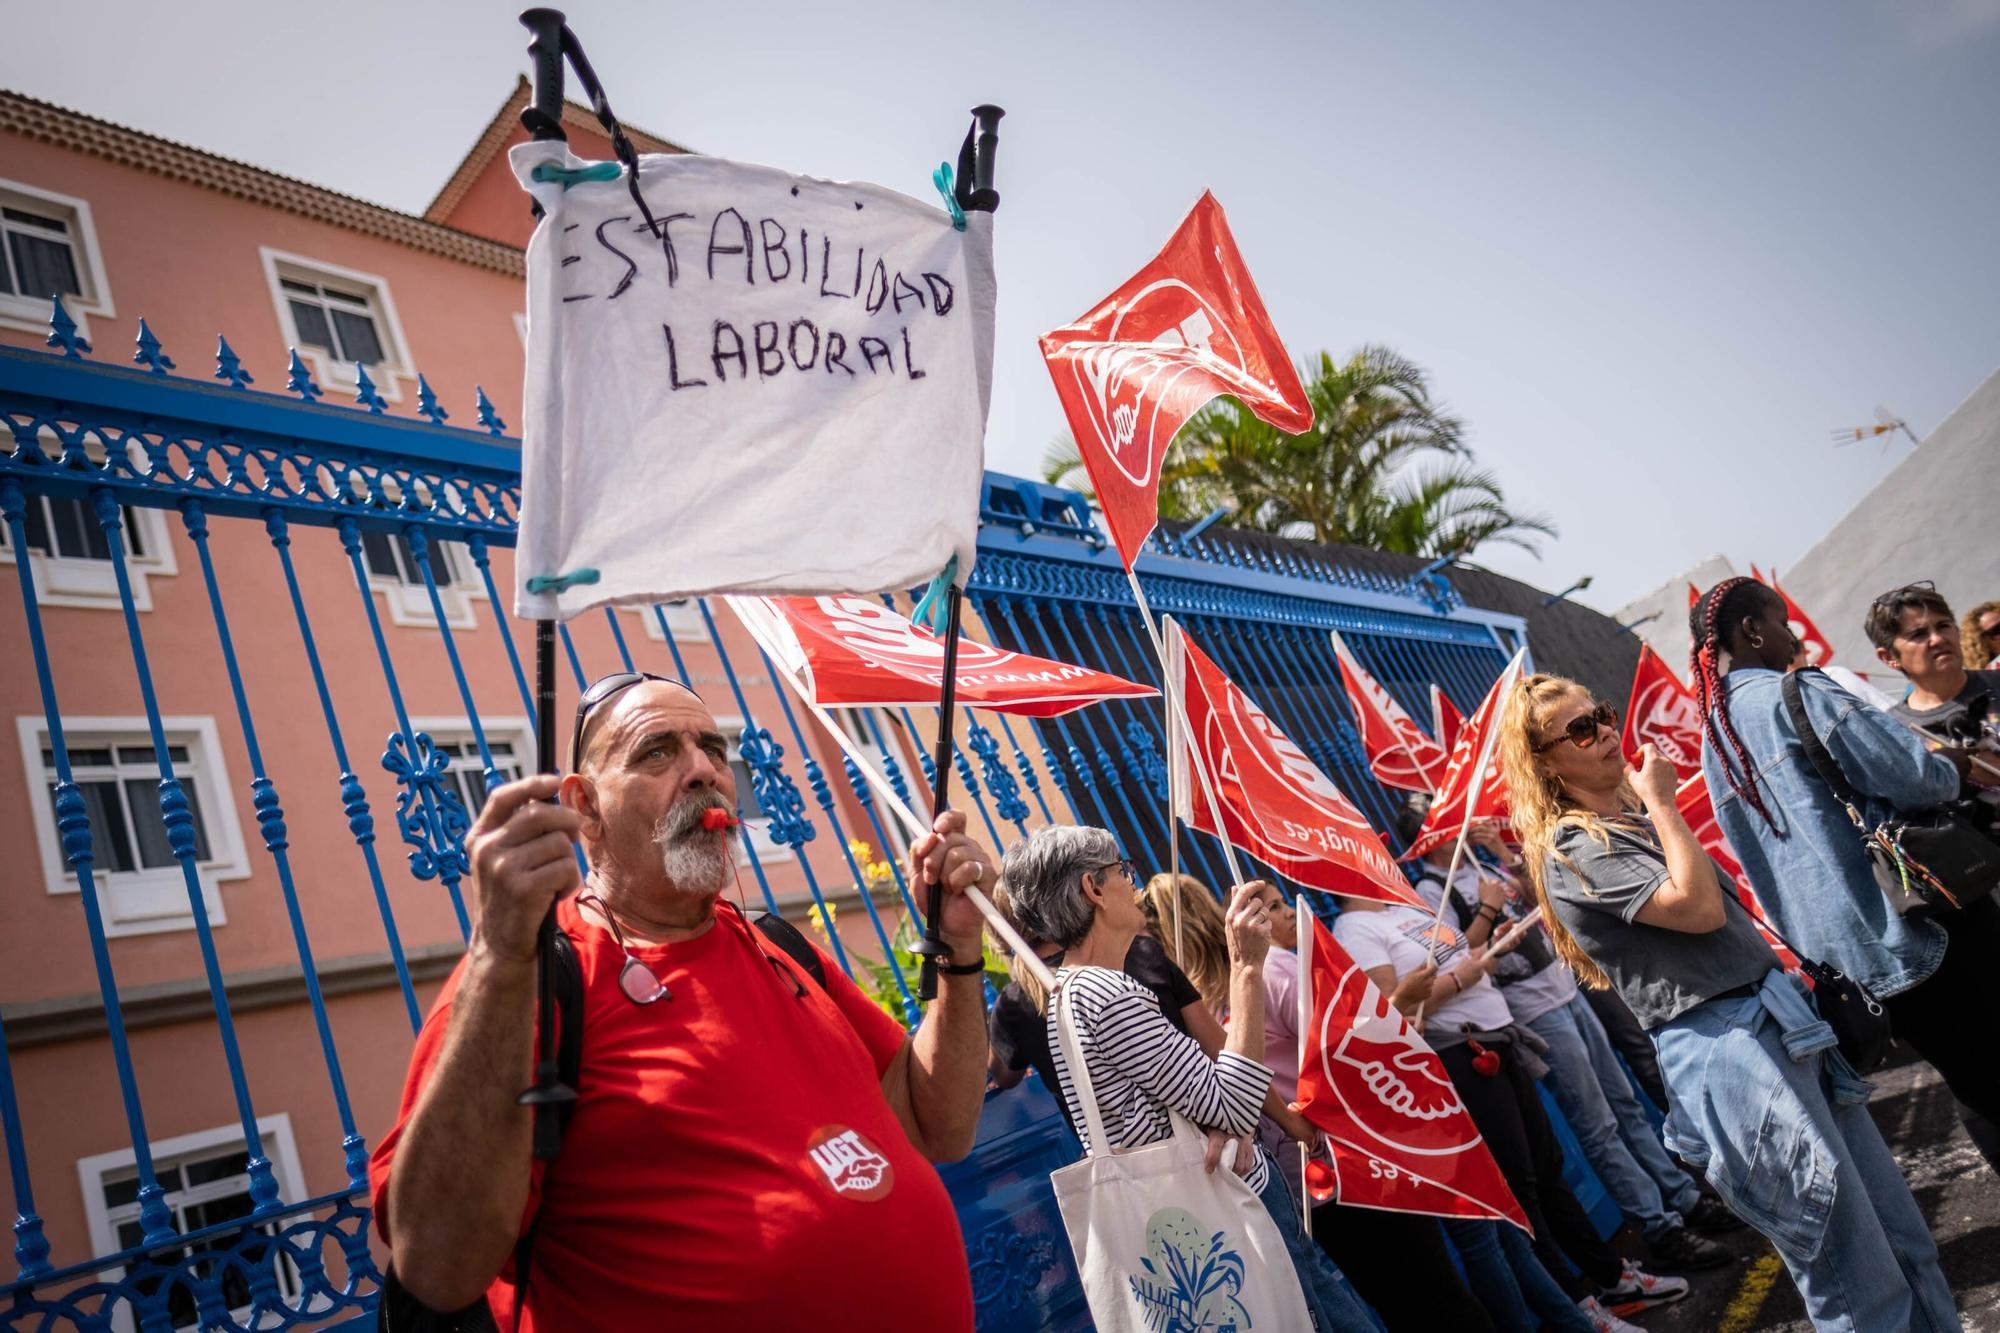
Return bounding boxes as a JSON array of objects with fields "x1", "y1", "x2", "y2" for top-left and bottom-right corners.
[{"x1": 0, "y1": 308, "x2": 1526, "y2": 1332}]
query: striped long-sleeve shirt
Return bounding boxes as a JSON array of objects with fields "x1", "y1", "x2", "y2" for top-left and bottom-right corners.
[{"x1": 1047, "y1": 965, "x2": 1275, "y2": 1192}]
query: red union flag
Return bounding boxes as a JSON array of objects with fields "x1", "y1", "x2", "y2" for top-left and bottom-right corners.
[
  {"x1": 1775, "y1": 578, "x2": 1835, "y2": 668},
  {"x1": 1750, "y1": 567, "x2": 1835, "y2": 667},
  {"x1": 1329, "y1": 633, "x2": 1449, "y2": 794},
  {"x1": 1621, "y1": 645, "x2": 1704, "y2": 779},
  {"x1": 1675, "y1": 773, "x2": 1799, "y2": 969},
  {"x1": 1430, "y1": 686, "x2": 1464, "y2": 754},
  {"x1": 728, "y1": 595, "x2": 1156, "y2": 716},
  {"x1": 1402, "y1": 652, "x2": 1527, "y2": 861},
  {"x1": 1040, "y1": 192, "x2": 1312, "y2": 569},
  {"x1": 1296, "y1": 916, "x2": 1529, "y2": 1231},
  {"x1": 1167, "y1": 622, "x2": 1423, "y2": 909}
]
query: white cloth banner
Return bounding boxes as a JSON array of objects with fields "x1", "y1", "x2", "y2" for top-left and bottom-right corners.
[{"x1": 511, "y1": 143, "x2": 995, "y2": 620}]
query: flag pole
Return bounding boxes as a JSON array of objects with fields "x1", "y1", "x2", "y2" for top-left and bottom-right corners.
[
  {"x1": 1416, "y1": 650, "x2": 1524, "y2": 1025},
  {"x1": 911, "y1": 106, "x2": 1004, "y2": 1001},
  {"x1": 1125, "y1": 568, "x2": 1247, "y2": 888},
  {"x1": 1299, "y1": 904, "x2": 1313, "y2": 1229},
  {"x1": 513, "y1": 7, "x2": 580, "y2": 1158}
]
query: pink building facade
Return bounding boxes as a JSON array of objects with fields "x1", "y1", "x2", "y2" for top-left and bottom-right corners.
[{"x1": 0, "y1": 82, "x2": 937, "y2": 1321}]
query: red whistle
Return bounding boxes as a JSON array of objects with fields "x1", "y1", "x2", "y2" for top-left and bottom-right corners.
[{"x1": 700, "y1": 808, "x2": 740, "y2": 832}]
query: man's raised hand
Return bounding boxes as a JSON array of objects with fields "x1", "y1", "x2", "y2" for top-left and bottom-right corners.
[
  {"x1": 466, "y1": 774, "x2": 583, "y2": 965},
  {"x1": 907, "y1": 808, "x2": 997, "y2": 963}
]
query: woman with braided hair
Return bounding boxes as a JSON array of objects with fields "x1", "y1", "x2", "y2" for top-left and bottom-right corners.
[
  {"x1": 1498, "y1": 671, "x2": 1959, "y2": 1331},
  {"x1": 1691, "y1": 575, "x2": 2000, "y2": 1175}
]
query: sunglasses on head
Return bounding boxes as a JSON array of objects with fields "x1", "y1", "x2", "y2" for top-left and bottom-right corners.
[
  {"x1": 1534, "y1": 700, "x2": 1617, "y2": 753},
  {"x1": 570, "y1": 671, "x2": 698, "y2": 771}
]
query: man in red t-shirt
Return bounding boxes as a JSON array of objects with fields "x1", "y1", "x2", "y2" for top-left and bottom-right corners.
[{"x1": 370, "y1": 677, "x2": 991, "y2": 1330}]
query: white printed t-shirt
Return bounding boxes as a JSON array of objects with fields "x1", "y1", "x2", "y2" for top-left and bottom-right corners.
[{"x1": 1332, "y1": 905, "x2": 1512, "y2": 1046}]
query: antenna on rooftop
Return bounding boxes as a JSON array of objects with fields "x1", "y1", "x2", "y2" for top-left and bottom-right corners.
[{"x1": 1831, "y1": 404, "x2": 1919, "y2": 452}]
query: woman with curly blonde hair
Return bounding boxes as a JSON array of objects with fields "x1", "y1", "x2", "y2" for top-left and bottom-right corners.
[
  {"x1": 1497, "y1": 671, "x2": 1956, "y2": 1332},
  {"x1": 1961, "y1": 599, "x2": 2000, "y2": 670}
]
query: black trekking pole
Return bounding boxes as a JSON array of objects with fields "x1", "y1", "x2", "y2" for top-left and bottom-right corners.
[
  {"x1": 911, "y1": 105, "x2": 1003, "y2": 1002},
  {"x1": 513, "y1": 6, "x2": 577, "y2": 1162}
]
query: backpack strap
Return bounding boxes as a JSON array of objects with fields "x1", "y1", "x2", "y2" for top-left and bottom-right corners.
[
  {"x1": 752, "y1": 910, "x2": 828, "y2": 990},
  {"x1": 1781, "y1": 669, "x2": 1871, "y2": 826}
]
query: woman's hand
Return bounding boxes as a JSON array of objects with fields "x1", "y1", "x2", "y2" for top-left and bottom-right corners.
[
  {"x1": 1224, "y1": 882, "x2": 1272, "y2": 969},
  {"x1": 1629, "y1": 743, "x2": 1679, "y2": 815},
  {"x1": 1388, "y1": 962, "x2": 1437, "y2": 1016},
  {"x1": 1203, "y1": 1128, "x2": 1258, "y2": 1176}
]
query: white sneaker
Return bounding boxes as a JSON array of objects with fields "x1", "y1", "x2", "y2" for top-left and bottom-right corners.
[
  {"x1": 1577, "y1": 1295, "x2": 1647, "y2": 1333},
  {"x1": 1600, "y1": 1258, "x2": 1691, "y2": 1309}
]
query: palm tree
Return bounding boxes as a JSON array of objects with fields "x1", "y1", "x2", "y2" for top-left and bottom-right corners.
[{"x1": 1041, "y1": 345, "x2": 1554, "y2": 559}]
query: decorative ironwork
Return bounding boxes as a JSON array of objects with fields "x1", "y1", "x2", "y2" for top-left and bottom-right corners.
[
  {"x1": 475, "y1": 385, "x2": 506, "y2": 434},
  {"x1": 284, "y1": 350, "x2": 323, "y2": 403},
  {"x1": 44, "y1": 295, "x2": 90, "y2": 358},
  {"x1": 0, "y1": 1191, "x2": 379, "y2": 1333},
  {"x1": 133, "y1": 319, "x2": 175, "y2": 375},
  {"x1": 416, "y1": 373, "x2": 449, "y2": 425},
  {"x1": 353, "y1": 363, "x2": 387, "y2": 414},
  {"x1": 968, "y1": 1226, "x2": 1059, "y2": 1326},
  {"x1": 379, "y1": 730, "x2": 472, "y2": 886},
  {"x1": 967, "y1": 718, "x2": 1030, "y2": 826},
  {"x1": 214, "y1": 335, "x2": 254, "y2": 389}
]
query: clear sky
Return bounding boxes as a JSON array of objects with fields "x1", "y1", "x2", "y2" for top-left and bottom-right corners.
[{"x1": 7, "y1": 0, "x2": 1996, "y2": 611}]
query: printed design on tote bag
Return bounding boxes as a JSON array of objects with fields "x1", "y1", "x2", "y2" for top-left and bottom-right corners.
[{"x1": 1128, "y1": 1206, "x2": 1252, "y2": 1332}]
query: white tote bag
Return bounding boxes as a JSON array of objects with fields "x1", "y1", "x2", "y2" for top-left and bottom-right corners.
[{"x1": 1049, "y1": 982, "x2": 1313, "y2": 1332}]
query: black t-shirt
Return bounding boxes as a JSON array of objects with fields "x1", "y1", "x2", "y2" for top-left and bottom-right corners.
[
  {"x1": 988, "y1": 934, "x2": 1202, "y2": 1136},
  {"x1": 1890, "y1": 669, "x2": 2000, "y2": 741}
]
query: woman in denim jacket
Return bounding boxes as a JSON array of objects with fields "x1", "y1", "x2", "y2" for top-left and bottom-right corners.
[
  {"x1": 1691, "y1": 576, "x2": 2000, "y2": 1172},
  {"x1": 1499, "y1": 672, "x2": 1959, "y2": 1332}
]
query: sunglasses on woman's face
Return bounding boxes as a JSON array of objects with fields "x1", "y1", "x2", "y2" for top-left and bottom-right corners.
[{"x1": 1534, "y1": 701, "x2": 1618, "y2": 753}]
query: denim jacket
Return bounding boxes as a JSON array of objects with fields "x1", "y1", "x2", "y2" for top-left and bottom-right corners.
[
  {"x1": 1703, "y1": 668, "x2": 1953, "y2": 997},
  {"x1": 1657, "y1": 971, "x2": 1871, "y2": 1263}
]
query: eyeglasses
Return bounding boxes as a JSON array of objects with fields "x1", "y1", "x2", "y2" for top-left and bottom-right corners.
[
  {"x1": 571, "y1": 671, "x2": 693, "y2": 771},
  {"x1": 580, "y1": 893, "x2": 672, "y2": 1004},
  {"x1": 1533, "y1": 701, "x2": 1617, "y2": 753},
  {"x1": 1979, "y1": 622, "x2": 2000, "y2": 641},
  {"x1": 1871, "y1": 580, "x2": 1937, "y2": 607},
  {"x1": 1091, "y1": 857, "x2": 1138, "y2": 884}
]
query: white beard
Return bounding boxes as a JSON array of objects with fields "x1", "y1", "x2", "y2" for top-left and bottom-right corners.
[{"x1": 655, "y1": 819, "x2": 731, "y2": 896}]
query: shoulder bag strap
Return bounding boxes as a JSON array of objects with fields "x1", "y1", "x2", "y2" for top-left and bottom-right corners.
[
  {"x1": 1052, "y1": 975, "x2": 1116, "y2": 1160},
  {"x1": 1782, "y1": 669, "x2": 1875, "y2": 833},
  {"x1": 752, "y1": 911, "x2": 828, "y2": 990}
]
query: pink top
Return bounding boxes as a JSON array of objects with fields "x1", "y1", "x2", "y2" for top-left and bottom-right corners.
[{"x1": 1260, "y1": 945, "x2": 1302, "y2": 1095}]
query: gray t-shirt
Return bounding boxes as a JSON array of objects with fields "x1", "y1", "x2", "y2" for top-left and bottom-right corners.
[
  {"x1": 1540, "y1": 816, "x2": 1777, "y2": 1030},
  {"x1": 1889, "y1": 668, "x2": 2000, "y2": 741}
]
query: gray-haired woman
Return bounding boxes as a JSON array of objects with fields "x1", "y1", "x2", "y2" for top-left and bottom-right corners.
[{"x1": 1001, "y1": 825, "x2": 1380, "y2": 1331}]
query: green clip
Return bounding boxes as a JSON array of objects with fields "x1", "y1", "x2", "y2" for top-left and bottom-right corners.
[
  {"x1": 932, "y1": 163, "x2": 967, "y2": 232},
  {"x1": 531, "y1": 162, "x2": 624, "y2": 189},
  {"x1": 526, "y1": 568, "x2": 602, "y2": 595}
]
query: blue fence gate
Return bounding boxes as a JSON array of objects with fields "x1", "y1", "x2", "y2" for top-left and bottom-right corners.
[{"x1": 0, "y1": 310, "x2": 1542, "y2": 1332}]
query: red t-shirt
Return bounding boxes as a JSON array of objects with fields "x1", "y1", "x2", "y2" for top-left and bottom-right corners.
[{"x1": 369, "y1": 897, "x2": 972, "y2": 1330}]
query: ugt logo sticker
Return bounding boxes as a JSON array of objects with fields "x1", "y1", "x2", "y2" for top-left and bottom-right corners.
[{"x1": 806, "y1": 1125, "x2": 894, "y2": 1202}]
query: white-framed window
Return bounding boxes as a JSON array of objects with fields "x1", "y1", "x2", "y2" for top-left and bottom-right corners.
[
  {"x1": 0, "y1": 490, "x2": 176, "y2": 611},
  {"x1": 17, "y1": 716, "x2": 250, "y2": 937},
  {"x1": 78, "y1": 1115, "x2": 309, "y2": 1333},
  {"x1": 634, "y1": 599, "x2": 710, "y2": 644},
  {"x1": 409, "y1": 717, "x2": 529, "y2": 818},
  {"x1": 260, "y1": 248, "x2": 411, "y2": 400},
  {"x1": 0, "y1": 178, "x2": 115, "y2": 339},
  {"x1": 352, "y1": 528, "x2": 483, "y2": 630}
]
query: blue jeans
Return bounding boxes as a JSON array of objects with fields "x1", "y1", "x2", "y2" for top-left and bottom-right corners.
[
  {"x1": 1529, "y1": 993, "x2": 1698, "y2": 1240},
  {"x1": 1253, "y1": 1150, "x2": 1384, "y2": 1331},
  {"x1": 1442, "y1": 1217, "x2": 1593, "y2": 1333},
  {"x1": 1654, "y1": 972, "x2": 1959, "y2": 1332}
]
